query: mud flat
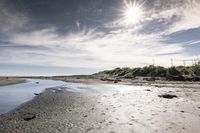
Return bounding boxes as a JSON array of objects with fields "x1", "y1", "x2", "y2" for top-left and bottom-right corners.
[
  {"x1": 0, "y1": 77, "x2": 26, "y2": 86},
  {"x1": 0, "y1": 81, "x2": 200, "y2": 133}
]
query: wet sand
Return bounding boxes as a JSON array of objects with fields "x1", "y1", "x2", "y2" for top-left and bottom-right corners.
[{"x1": 0, "y1": 80, "x2": 200, "y2": 133}]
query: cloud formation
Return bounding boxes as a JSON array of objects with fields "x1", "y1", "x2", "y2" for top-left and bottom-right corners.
[
  {"x1": 0, "y1": 0, "x2": 200, "y2": 73},
  {"x1": 0, "y1": 1, "x2": 29, "y2": 36}
]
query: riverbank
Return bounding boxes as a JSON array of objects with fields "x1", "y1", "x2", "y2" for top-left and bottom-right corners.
[
  {"x1": 0, "y1": 77, "x2": 26, "y2": 86},
  {"x1": 51, "y1": 75, "x2": 200, "y2": 89},
  {"x1": 0, "y1": 79, "x2": 66, "y2": 115},
  {"x1": 0, "y1": 79, "x2": 200, "y2": 133}
]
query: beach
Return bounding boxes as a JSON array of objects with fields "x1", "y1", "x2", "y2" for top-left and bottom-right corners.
[
  {"x1": 0, "y1": 77, "x2": 200, "y2": 133},
  {"x1": 0, "y1": 77, "x2": 26, "y2": 86}
]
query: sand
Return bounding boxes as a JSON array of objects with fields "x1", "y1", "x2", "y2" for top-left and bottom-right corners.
[
  {"x1": 0, "y1": 77, "x2": 26, "y2": 86},
  {"x1": 0, "y1": 78, "x2": 200, "y2": 133}
]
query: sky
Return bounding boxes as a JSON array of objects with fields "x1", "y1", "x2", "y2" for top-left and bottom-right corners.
[{"x1": 0, "y1": 0, "x2": 200, "y2": 76}]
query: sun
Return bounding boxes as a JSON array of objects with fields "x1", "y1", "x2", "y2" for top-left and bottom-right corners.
[
  {"x1": 125, "y1": 6, "x2": 142, "y2": 24},
  {"x1": 122, "y1": 0, "x2": 144, "y2": 26}
]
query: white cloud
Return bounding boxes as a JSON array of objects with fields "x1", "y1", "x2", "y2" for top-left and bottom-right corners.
[
  {"x1": 142, "y1": 0, "x2": 200, "y2": 35},
  {"x1": 189, "y1": 40, "x2": 200, "y2": 45},
  {"x1": 2, "y1": 26, "x2": 188, "y2": 69},
  {"x1": 76, "y1": 21, "x2": 81, "y2": 31},
  {"x1": 11, "y1": 28, "x2": 59, "y2": 45},
  {"x1": 105, "y1": 0, "x2": 200, "y2": 37},
  {"x1": 165, "y1": 0, "x2": 200, "y2": 34}
]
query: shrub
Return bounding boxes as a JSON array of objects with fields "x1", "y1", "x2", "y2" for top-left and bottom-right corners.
[
  {"x1": 167, "y1": 67, "x2": 181, "y2": 76},
  {"x1": 102, "y1": 64, "x2": 200, "y2": 78},
  {"x1": 191, "y1": 65, "x2": 200, "y2": 76}
]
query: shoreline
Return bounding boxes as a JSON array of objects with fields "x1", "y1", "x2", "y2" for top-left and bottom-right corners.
[
  {"x1": 0, "y1": 77, "x2": 200, "y2": 133},
  {"x1": 50, "y1": 75, "x2": 200, "y2": 89},
  {"x1": 0, "y1": 77, "x2": 26, "y2": 87}
]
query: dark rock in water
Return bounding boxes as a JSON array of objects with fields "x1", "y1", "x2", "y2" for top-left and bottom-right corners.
[
  {"x1": 34, "y1": 93, "x2": 39, "y2": 96},
  {"x1": 35, "y1": 82, "x2": 39, "y2": 84},
  {"x1": 145, "y1": 89, "x2": 151, "y2": 91},
  {"x1": 158, "y1": 94, "x2": 177, "y2": 99},
  {"x1": 23, "y1": 113, "x2": 36, "y2": 121}
]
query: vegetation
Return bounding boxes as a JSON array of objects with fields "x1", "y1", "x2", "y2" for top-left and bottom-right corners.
[{"x1": 101, "y1": 64, "x2": 200, "y2": 81}]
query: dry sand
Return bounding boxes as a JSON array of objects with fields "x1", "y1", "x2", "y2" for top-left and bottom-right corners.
[
  {"x1": 0, "y1": 77, "x2": 26, "y2": 86},
  {"x1": 0, "y1": 78, "x2": 200, "y2": 133}
]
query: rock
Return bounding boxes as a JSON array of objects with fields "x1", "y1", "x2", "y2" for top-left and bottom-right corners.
[
  {"x1": 158, "y1": 94, "x2": 178, "y2": 99},
  {"x1": 23, "y1": 113, "x2": 36, "y2": 121},
  {"x1": 114, "y1": 81, "x2": 118, "y2": 83},
  {"x1": 34, "y1": 93, "x2": 39, "y2": 96},
  {"x1": 83, "y1": 114, "x2": 88, "y2": 117},
  {"x1": 145, "y1": 89, "x2": 151, "y2": 91}
]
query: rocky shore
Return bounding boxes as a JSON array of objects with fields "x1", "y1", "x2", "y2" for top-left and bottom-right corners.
[{"x1": 0, "y1": 77, "x2": 200, "y2": 133}]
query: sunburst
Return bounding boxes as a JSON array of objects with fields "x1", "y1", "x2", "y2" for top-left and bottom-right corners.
[{"x1": 121, "y1": 0, "x2": 145, "y2": 26}]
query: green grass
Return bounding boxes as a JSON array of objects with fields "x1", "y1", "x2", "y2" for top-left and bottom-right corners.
[{"x1": 101, "y1": 64, "x2": 200, "y2": 78}]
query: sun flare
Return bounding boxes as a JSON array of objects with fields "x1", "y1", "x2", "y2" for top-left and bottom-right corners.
[{"x1": 122, "y1": 1, "x2": 144, "y2": 26}]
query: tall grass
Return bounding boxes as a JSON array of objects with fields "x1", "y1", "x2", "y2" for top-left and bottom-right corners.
[{"x1": 102, "y1": 64, "x2": 200, "y2": 78}]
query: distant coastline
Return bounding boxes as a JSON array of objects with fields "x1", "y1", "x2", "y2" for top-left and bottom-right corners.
[
  {"x1": 1, "y1": 64, "x2": 200, "y2": 87},
  {"x1": 0, "y1": 77, "x2": 26, "y2": 86}
]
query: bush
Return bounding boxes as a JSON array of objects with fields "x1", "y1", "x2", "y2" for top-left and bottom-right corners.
[
  {"x1": 167, "y1": 67, "x2": 181, "y2": 76},
  {"x1": 102, "y1": 64, "x2": 200, "y2": 78},
  {"x1": 191, "y1": 65, "x2": 200, "y2": 76},
  {"x1": 175, "y1": 66, "x2": 190, "y2": 75},
  {"x1": 155, "y1": 66, "x2": 167, "y2": 77}
]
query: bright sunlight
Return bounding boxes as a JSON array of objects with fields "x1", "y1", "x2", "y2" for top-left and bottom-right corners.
[{"x1": 122, "y1": 0, "x2": 144, "y2": 26}]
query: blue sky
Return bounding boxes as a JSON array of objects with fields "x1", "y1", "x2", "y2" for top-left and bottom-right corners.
[{"x1": 0, "y1": 0, "x2": 200, "y2": 76}]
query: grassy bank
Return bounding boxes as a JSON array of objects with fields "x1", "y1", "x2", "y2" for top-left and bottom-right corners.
[{"x1": 98, "y1": 64, "x2": 200, "y2": 81}]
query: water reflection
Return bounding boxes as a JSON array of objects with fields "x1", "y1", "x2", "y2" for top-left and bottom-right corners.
[
  {"x1": 0, "y1": 79, "x2": 151, "y2": 114},
  {"x1": 0, "y1": 79, "x2": 65, "y2": 114}
]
